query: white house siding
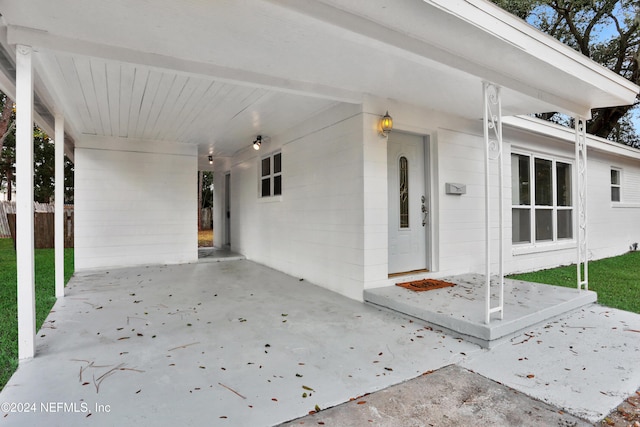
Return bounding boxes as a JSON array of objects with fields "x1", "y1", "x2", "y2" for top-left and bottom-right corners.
[
  {"x1": 225, "y1": 103, "x2": 368, "y2": 301},
  {"x1": 504, "y1": 123, "x2": 640, "y2": 274},
  {"x1": 586, "y1": 149, "x2": 640, "y2": 260},
  {"x1": 74, "y1": 137, "x2": 198, "y2": 270}
]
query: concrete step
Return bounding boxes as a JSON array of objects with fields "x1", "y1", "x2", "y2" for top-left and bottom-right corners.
[{"x1": 364, "y1": 273, "x2": 597, "y2": 348}]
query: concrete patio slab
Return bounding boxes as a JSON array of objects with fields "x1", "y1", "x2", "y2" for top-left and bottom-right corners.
[
  {"x1": 461, "y1": 305, "x2": 640, "y2": 423},
  {"x1": 2, "y1": 260, "x2": 639, "y2": 426},
  {"x1": 364, "y1": 273, "x2": 597, "y2": 347},
  {"x1": 0, "y1": 260, "x2": 479, "y2": 427}
]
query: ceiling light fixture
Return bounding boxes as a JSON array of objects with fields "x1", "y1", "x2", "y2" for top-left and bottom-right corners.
[
  {"x1": 253, "y1": 135, "x2": 262, "y2": 151},
  {"x1": 379, "y1": 111, "x2": 393, "y2": 137}
]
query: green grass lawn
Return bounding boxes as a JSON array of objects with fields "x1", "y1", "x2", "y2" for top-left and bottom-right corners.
[
  {"x1": 0, "y1": 238, "x2": 74, "y2": 391},
  {"x1": 509, "y1": 251, "x2": 640, "y2": 314}
]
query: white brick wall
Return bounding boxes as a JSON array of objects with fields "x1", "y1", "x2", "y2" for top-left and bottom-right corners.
[{"x1": 75, "y1": 137, "x2": 198, "y2": 270}]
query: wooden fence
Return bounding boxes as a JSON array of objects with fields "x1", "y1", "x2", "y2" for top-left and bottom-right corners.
[{"x1": 2, "y1": 202, "x2": 74, "y2": 248}]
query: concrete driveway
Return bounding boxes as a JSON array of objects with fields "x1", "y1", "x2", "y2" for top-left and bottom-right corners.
[{"x1": 1, "y1": 259, "x2": 639, "y2": 426}]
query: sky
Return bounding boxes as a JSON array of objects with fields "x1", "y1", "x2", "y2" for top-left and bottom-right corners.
[{"x1": 528, "y1": 3, "x2": 639, "y2": 139}]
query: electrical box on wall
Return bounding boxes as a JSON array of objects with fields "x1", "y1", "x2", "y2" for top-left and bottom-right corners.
[{"x1": 445, "y1": 183, "x2": 466, "y2": 195}]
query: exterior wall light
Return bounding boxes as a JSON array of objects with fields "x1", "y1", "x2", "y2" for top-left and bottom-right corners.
[
  {"x1": 208, "y1": 155, "x2": 213, "y2": 164},
  {"x1": 253, "y1": 135, "x2": 262, "y2": 150},
  {"x1": 379, "y1": 111, "x2": 393, "y2": 137}
]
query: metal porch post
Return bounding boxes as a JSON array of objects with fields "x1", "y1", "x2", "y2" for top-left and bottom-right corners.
[
  {"x1": 16, "y1": 44, "x2": 36, "y2": 360},
  {"x1": 483, "y1": 82, "x2": 504, "y2": 324},
  {"x1": 55, "y1": 114, "x2": 65, "y2": 298},
  {"x1": 575, "y1": 117, "x2": 588, "y2": 290}
]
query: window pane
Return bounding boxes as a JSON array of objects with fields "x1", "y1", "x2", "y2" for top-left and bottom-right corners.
[
  {"x1": 274, "y1": 175, "x2": 282, "y2": 196},
  {"x1": 399, "y1": 157, "x2": 409, "y2": 228},
  {"x1": 512, "y1": 208, "x2": 531, "y2": 243},
  {"x1": 535, "y1": 209, "x2": 553, "y2": 241},
  {"x1": 261, "y1": 178, "x2": 270, "y2": 197},
  {"x1": 557, "y1": 210, "x2": 573, "y2": 239},
  {"x1": 611, "y1": 186, "x2": 621, "y2": 202},
  {"x1": 511, "y1": 154, "x2": 530, "y2": 205},
  {"x1": 535, "y1": 158, "x2": 552, "y2": 206},
  {"x1": 261, "y1": 158, "x2": 270, "y2": 177},
  {"x1": 611, "y1": 169, "x2": 620, "y2": 185},
  {"x1": 556, "y1": 162, "x2": 572, "y2": 207},
  {"x1": 274, "y1": 153, "x2": 282, "y2": 174}
]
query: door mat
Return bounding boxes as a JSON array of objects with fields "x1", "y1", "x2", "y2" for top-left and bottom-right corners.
[{"x1": 396, "y1": 278, "x2": 456, "y2": 292}]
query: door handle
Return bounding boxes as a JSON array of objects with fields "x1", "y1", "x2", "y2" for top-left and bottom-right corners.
[{"x1": 421, "y1": 196, "x2": 428, "y2": 227}]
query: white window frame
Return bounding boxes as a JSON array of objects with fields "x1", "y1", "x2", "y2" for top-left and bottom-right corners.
[
  {"x1": 259, "y1": 151, "x2": 282, "y2": 199},
  {"x1": 610, "y1": 167, "x2": 622, "y2": 203},
  {"x1": 511, "y1": 151, "x2": 575, "y2": 249}
]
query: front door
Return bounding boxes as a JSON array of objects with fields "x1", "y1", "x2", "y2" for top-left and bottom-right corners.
[{"x1": 388, "y1": 132, "x2": 428, "y2": 274}]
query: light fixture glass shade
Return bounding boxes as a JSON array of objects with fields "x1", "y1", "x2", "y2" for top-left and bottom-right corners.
[
  {"x1": 380, "y1": 111, "x2": 393, "y2": 136},
  {"x1": 253, "y1": 135, "x2": 262, "y2": 150}
]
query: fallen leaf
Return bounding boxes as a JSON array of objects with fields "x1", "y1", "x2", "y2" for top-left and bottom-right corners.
[
  {"x1": 272, "y1": 398, "x2": 278, "y2": 402},
  {"x1": 315, "y1": 404, "x2": 321, "y2": 412},
  {"x1": 384, "y1": 367, "x2": 393, "y2": 371},
  {"x1": 357, "y1": 401, "x2": 366, "y2": 405},
  {"x1": 296, "y1": 373, "x2": 303, "y2": 377},
  {"x1": 118, "y1": 337, "x2": 130, "y2": 340},
  {"x1": 527, "y1": 374, "x2": 535, "y2": 379},
  {"x1": 302, "y1": 385, "x2": 314, "y2": 391}
]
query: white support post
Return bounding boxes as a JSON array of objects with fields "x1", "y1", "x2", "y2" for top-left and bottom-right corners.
[
  {"x1": 575, "y1": 116, "x2": 588, "y2": 290},
  {"x1": 483, "y1": 82, "x2": 504, "y2": 324},
  {"x1": 16, "y1": 44, "x2": 36, "y2": 360},
  {"x1": 55, "y1": 114, "x2": 65, "y2": 298}
]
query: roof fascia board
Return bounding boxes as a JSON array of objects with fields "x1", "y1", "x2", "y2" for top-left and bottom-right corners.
[
  {"x1": 503, "y1": 115, "x2": 640, "y2": 160},
  {"x1": 266, "y1": 0, "x2": 595, "y2": 117},
  {"x1": 6, "y1": 25, "x2": 363, "y2": 105},
  {"x1": 430, "y1": 0, "x2": 639, "y2": 102}
]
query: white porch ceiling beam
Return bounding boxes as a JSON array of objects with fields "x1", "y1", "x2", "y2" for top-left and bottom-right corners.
[
  {"x1": 15, "y1": 44, "x2": 36, "y2": 360},
  {"x1": 6, "y1": 25, "x2": 362, "y2": 105}
]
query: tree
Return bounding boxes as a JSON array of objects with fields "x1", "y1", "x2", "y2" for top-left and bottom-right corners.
[
  {"x1": 492, "y1": 0, "x2": 640, "y2": 147},
  {"x1": 0, "y1": 90, "x2": 74, "y2": 203}
]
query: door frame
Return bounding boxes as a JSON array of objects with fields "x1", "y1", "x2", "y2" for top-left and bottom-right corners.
[{"x1": 387, "y1": 131, "x2": 433, "y2": 274}]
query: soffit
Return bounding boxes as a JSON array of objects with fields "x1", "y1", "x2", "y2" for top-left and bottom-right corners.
[{"x1": 0, "y1": 0, "x2": 636, "y2": 157}]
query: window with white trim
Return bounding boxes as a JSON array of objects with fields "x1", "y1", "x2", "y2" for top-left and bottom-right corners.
[
  {"x1": 260, "y1": 152, "x2": 282, "y2": 198},
  {"x1": 511, "y1": 153, "x2": 573, "y2": 244},
  {"x1": 611, "y1": 168, "x2": 621, "y2": 202}
]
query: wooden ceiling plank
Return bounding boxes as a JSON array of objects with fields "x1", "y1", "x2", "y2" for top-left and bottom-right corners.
[
  {"x1": 126, "y1": 67, "x2": 150, "y2": 139},
  {"x1": 169, "y1": 79, "x2": 217, "y2": 142},
  {"x1": 73, "y1": 56, "x2": 104, "y2": 135},
  {"x1": 178, "y1": 82, "x2": 238, "y2": 143},
  {"x1": 151, "y1": 74, "x2": 189, "y2": 141},
  {"x1": 118, "y1": 63, "x2": 136, "y2": 138},
  {"x1": 105, "y1": 61, "x2": 121, "y2": 137},
  {"x1": 54, "y1": 54, "x2": 95, "y2": 134},
  {"x1": 90, "y1": 59, "x2": 111, "y2": 136},
  {"x1": 134, "y1": 69, "x2": 162, "y2": 139},
  {"x1": 156, "y1": 76, "x2": 201, "y2": 142},
  {"x1": 142, "y1": 72, "x2": 176, "y2": 140}
]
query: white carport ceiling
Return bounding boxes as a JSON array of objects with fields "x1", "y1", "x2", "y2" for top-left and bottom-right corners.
[{"x1": 0, "y1": 0, "x2": 636, "y2": 157}]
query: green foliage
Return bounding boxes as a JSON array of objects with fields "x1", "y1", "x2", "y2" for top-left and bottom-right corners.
[
  {"x1": 0, "y1": 90, "x2": 75, "y2": 203},
  {"x1": 201, "y1": 171, "x2": 214, "y2": 208},
  {"x1": 491, "y1": 0, "x2": 640, "y2": 146},
  {"x1": 0, "y1": 238, "x2": 74, "y2": 391},
  {"x1": 509, "y1": 251, "x2": 640, "y2": 313}
]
